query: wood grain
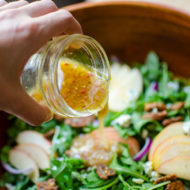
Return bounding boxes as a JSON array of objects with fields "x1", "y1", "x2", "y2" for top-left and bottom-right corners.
[
  {"x1": 86, "y1": 0, "x2": 190, "y2": 13},
  {"x1": 65, "y1": 1, "x2": 190, "y2": 77}
]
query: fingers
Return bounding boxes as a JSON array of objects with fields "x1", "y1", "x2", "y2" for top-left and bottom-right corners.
[
  {"x1": 18, "y1": 0, "x2": 57, "y2": 17},
  {"x1": 8, "y1": 88, "x2": 53, "y2": 126},
  {"x1": 35, "y1": 9, "x2": 82, "y2": 40},
  {"x1": 0, "y1": 0, "x2": 28, "y2": 10},
  {"x1": 0, "y1": 0, "x2": 7, "y2": 7}
]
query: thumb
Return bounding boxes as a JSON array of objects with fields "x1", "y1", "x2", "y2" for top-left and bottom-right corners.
[{"x1": 8, "y1": 87, "x2": 53, "y2": 126}]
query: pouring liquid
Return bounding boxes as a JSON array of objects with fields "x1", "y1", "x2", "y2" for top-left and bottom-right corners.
[{"x1": 98, "y1": 102, "x2": 109, "y2": 148}]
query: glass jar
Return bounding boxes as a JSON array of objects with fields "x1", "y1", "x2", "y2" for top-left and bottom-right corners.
[{"x1": 21, "y1": 34, "x2": 110, "y2": 117}]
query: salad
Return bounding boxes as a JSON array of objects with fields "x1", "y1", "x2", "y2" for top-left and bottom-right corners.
[{"x1": 1, "y1": 52, "x2": 190, "y2": 190}]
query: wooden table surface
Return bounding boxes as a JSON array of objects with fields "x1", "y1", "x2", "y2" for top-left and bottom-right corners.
[{"x1": 86, "y1": 0, "x2": 190, "y2": 13}]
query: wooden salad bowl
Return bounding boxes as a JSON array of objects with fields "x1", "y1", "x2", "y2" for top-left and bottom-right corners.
[{"x1": 1, "y1": 0, "x2": 190, "y2": 174}]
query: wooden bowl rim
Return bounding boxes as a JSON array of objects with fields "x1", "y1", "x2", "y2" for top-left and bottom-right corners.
[{"x1": 65, "y1": 1, "x2": 190, "y2": 25}]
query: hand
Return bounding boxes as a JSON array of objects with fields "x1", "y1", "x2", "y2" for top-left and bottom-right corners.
[{"x1": 0, "y1": 0, "x2": 82, "y2": 125}]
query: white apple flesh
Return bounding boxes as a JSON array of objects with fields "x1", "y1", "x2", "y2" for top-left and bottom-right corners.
[
  {"x1": 16, "y1": 130, "x2": 51, "y2": 154},
  {"x1": 9, "y1": 148, "x2": 39, "y2": 182},
  {"x1": 152, "y1": 135, "x2": 190, "y2": 168},
  {"x1": 149, "y1": 122, "x2": 184, "y2": 161},
  {"x1": 15, "y1": 143, "x2": 50, "y2": 170},
  {"x1": 157, "y1": 156, "x2": 190, "y2": 180},
  {"x1": 156, "y1": 142, "x2": 190, "y2": 169}
]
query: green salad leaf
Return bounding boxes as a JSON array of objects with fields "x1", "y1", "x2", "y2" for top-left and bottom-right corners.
[{"x1": 1, "y1": 51, "x2": 189, "y2": 189}]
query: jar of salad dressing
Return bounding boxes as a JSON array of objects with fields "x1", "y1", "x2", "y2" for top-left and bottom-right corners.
[{"x1": 21, "y1": 34, "x2": 110, "y2": 117}]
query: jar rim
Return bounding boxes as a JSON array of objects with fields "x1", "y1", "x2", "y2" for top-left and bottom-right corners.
[{"x1": 39, "y1": 34, "x2": 110, "y2": 117}]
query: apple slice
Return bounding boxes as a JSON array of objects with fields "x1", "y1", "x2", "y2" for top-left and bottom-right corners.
[
  {"x1": 16, "y1": 144, "x2": 50, "y2": 170},
  {"x1": 155, "y1": 142, "x2": 190, "y2": 169},
  {"x1": 91, "y1": 127, "x2": 140, "y2": 156},
  {"x1": 109, "y1": 63, "x2": 142, "y2": 112},
  {"x1": 149, "y1": 122, "x2": 184, "y2": 161},
  {"x1": 9, "y1": 148, "x2": 39, "y2": 182},
  {"x1": 69, "y1": 127, "x2": 140, "y2": 166},
  {"x1": 152, "y1": 135, "x2": 190, "y2": 168},
  {"x1": 157, "y1": 156, "x2": 190, "y2": 180},
  {"x1": 16, "y1": 130, "x2": 51, "y2": 154}
]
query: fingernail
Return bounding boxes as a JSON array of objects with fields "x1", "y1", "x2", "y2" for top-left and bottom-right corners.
[
  {"x1": 45, "y1": 108, "x2": 53, "y2": 122},
  {"x1": 41, "y1": 103, "x2": 53, "y2": 122}
]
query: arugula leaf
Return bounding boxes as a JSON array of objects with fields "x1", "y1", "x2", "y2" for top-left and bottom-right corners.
[
  {"x1": 2, "y1": 51, "x2": 190, "y2": 189},
  {"x1": 0, "y1": 173, "x2": 31, "y2": 189},
  {"x1": 80, "y1": 177, "x2": 119, "y2": 190},
  {"x1": 50, "y1": 155, "x2": 84, "y2": 189},
  {"x1": 144, "y1": 51, "x2": 160, "y2": 80},
  {"x1": 109, "y1": 154, "x2": 148, "y2": 182},
  {"x1": 51, "y1": 123, "x2": 75, "y2": 156},
  {"x1": 39, "y1": 120, "x2": 57, "y2": 133},
  {"x1": 0, "y1": 146, "x2": 11, "y2": 163},
  {"x1": 146, "y1": 181, "x2": 170, "y2": 190}
]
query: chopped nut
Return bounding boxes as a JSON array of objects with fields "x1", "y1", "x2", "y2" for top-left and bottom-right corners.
[
  {"x1": 165, "y1": 180, "x2": 184, "y2": 190},
  {"x1": 36, "y1": 179, "x2": 58, "y2": 190},
  {"x1": 142, "y1": 110, "x2": 167, "y2": 121},
  {"x1": 65, "y1": 115, "x2": 95, "y2": 127},
  {"x1": 162, "y1": 116, "x2": 184, "y2": 126},
  {"x1": 154, "y1": 174, "x2": 177, "y2": 185},
  {"x1": 145, "y1": 102, "x2": 166, "y2": 112},
  {"x1": 96, "y1": 164, "x2": 116, "y2": 180},
  {"x1": 170, "y1": 102, "x2": 184, "y2": 111},
  {"x1": 44, "y1": 129, "x2": 55, "y2": 139}
]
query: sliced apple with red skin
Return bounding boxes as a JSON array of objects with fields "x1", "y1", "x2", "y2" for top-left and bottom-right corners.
[
  {"x1": 157, "y1": 156, "x2": 190, "y2": 180},
  {"x1": 15, "y1": 143, "x2": 50, "y2": 170},
  {"x1": 155, "y1": 142, "x2": 190, "y2": 169},
  {"x1": 9, "y1": 148, "x2": 39, "y2": 182},
  {"x1": 69, "y1": 127, "x2": 140, "y2": 166},
  {"x1": 16, "y1": 130, "x2": 52, "y2": 154},
  {"x1": 149, "y1": 122, "x2": 184, "y2": 161},
  {"x1": 91, "y1": 127, "x2": 140, "y2": 156},
  {"x1": 152, "y1": 135, "x2": 190, "y2": 168}
]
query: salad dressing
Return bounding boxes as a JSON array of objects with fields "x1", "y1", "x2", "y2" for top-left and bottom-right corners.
[
  {"x1": 31, "y1": 59, "x2": 110, "y2": 163},
  {"x1": 98, "y1": 103, "x2": 109, "y2": 147},
  {"x1": 60, "y1": 60, "x2": 109, "y2": 145},
  {"x1": 59, "y1": 59, "x2": 108, "y2": 113},
  {"x1": 31, "y1": 59, "x2": 108, "y2": 117}
]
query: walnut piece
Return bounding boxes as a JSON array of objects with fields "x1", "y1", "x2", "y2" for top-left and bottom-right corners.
[
  {"x1": 145, "y1": 102, "x2": 166, "y2": 112},
  {"x1": 36, "y1": 179, "x2": 58, "y2": 190},
  {"x1": 154, "y1": 174, "x2": 177, "y2": 185},
  {"x1": 170, "y1": 102, "x2": 184, "y2": 111},
  {"x1": 65, "y1": 115, "x2": 95, "y2": 127},
  {"x1": 165, "y1": 180, "x2": 184, "y2": 190},
  {"x1": 142, "y1": 110, "x2": 167, "y2": 121},
  {"x1": 162, "y1": 116, "x2": 184, "y2": 126},
  {"x1": 96, "y1": 164, "x2": 116, "y2": 180}
]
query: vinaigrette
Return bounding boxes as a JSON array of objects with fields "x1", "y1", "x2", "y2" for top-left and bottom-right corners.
[
  {"x1": 59, "y1": 59, "x2": 108, "y2": 113},
  {"x1": 69, "y1": 127, "x2": 123, "y2": 166},
  {"x1": 21, "y1": 34, "x2": 110, "y2": 117}
]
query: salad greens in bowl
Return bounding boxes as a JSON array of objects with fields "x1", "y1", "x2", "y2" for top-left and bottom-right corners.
[{"x1": 1, "y1": 52, "x2": 190, "y2": 190}]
